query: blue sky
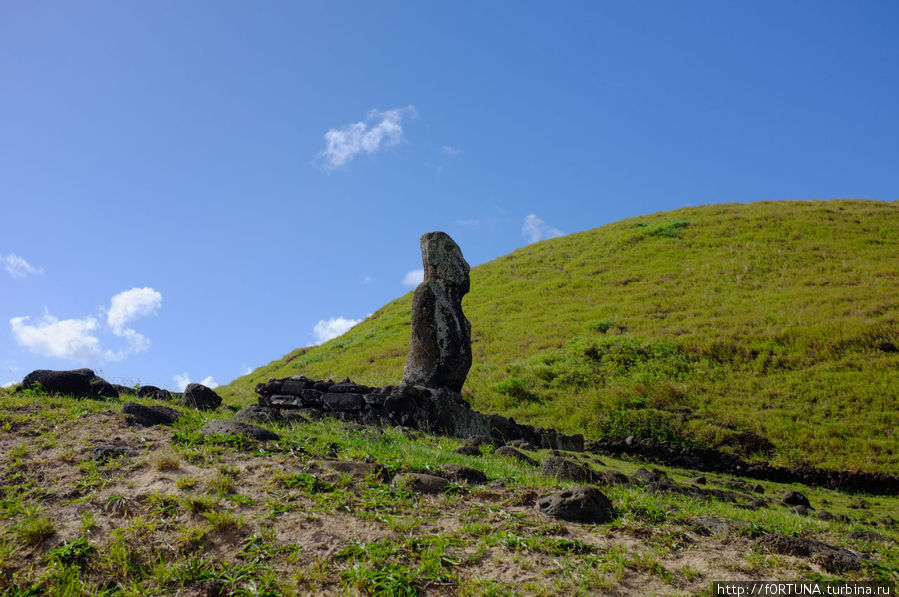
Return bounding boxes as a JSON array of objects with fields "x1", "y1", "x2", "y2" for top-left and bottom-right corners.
[{"x1": 2, "y1": 2, "x2": 897, "y2": 390}]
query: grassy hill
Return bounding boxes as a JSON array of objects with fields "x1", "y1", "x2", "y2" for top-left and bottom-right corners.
[{"x1": 218, "y1": 200, "x2": 899, "y2": 475}]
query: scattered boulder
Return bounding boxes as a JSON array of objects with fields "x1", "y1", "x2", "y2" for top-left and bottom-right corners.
[
  {"x1": 782, "y1": 490, "x2": 811, "y2": 508},
  {"x1": 394, "y1": 473, "x2": 449, "y2": 494},
  {"x1": 22, "y1": 369, "x2": 93, "y2": 398},
  {"x1": 755, "y1": 533, "x2": 861, "y2": 572},
  {"x1": 199, "y1": 420, "x2": 279, "y2": 441},
  {"x1": 791, "y1": 505, "x2": 814, "y2": 516},
  {"x1": 122, "y1": 402, "x2": 182, "y2": 427},
  {"x1": 402, "y1": 232, "x2": 472, "y2": 392},
  {"x1": 506, "y1": 439, "x2": 537, "y2": 451},
  {"x1": 182, "y1": 383, "x2": 222, "y2": 411},
  {"x1": 455, "y1": 443, "x2": 482, "y2": 456},
  {"x1": 91, "y1": 445, "x2": 137, "y2": 460},
  {"x1": 847, "y1": 530, "x2": 889, "y2": 543},
  {"x1": 495, "y1": 446, "x2": 538, "y2": 466},
  {"x1": 632, "y1": 468, "x2": 667, "y2": 484},
  {"x1": 234, "y1": 405, "x2": 285, "y2": 426},
  {"x1": 439, "y1": 464, "x2": 488, "y2": 485},
  {"x1": 537, "y1": 486, "x2": 615, "y2": 524},
  {"x1": 816, "y1": 510, "x2": 837, "y2": 522},
  {"x1": 138, "y1": 385, "x2": 172, "y2": 401},
  {"x1": 541, "y1": 456, "x2": 594, "y2": 483},
  {"x1": 876, "y1": 341, "x2": 897, "y2": 353},
  {"x1": 113, "y1": 384, "x2": 137, "y2": 396},
  {"x1": 690, "y1": 476, "x2": 708, "y2": 485},
  {"x1": 89, "y1": 376, "x2": 119, "y2": 399}
]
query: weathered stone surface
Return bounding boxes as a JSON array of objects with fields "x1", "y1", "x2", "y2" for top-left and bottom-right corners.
[
  {"x1": 393, "y1": 473, "x2": 449, "y2": 494},
  {"x1": 234, "y1": 405, "x2": 284, "y2": 426},
  {"x1": 541, "y1": 456, "x2": 594, "y2": 483},
  {"x1": 847, "y1": 530, "x2": 889, "y2": 543},
  {"x1": 182, "y1": 383, "x2": 222, "y2": 410},
  {"x1": 537, "y1": 486, "x2": 615, "y2": 524},
  {"x1": 91, "y1": 445, "x2": 137, "y2": 460},
  {"x1": 89, "y1": 376, "x2": 119, "y2": 399},
  {"x1": 199, "y1": 420, "x2": 279, "y2": 441},
  {"x1": 755, "y1": 533, "x2": 861, "y2": 572},
  {"x1": 782, "y1": 490, "x2": 811, "y2": 507},
  {"x1": 22, "y1": 369, "x2": 93, "y2": 398},
  {"x1": 322, "y1": 392, "x2": 364, "y2": 412},
  {"x1": 439, "y1": 464, "x2": 488, "y2": 485},
  {"x1": 402, "y1": 232, "x2": 472, "y2": 392},
  {"x1": 495, "y1": 446, "x2": 538, "y2": 466},
  {"x1": 122, "y1": 402, "x2": 182, "y2": 426},
  {"x1": 138, "y1": 385, "x2": 173, "y2": 401}
]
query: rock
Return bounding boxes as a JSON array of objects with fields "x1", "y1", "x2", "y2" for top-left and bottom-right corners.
[
  {"x1": 506, "y1": 439, "x2": 537, "y2": 451},
  {"x1": 330, "y1": 381, "x2": 374, "y2": 394},
  {"x1": 138, "y1": 385, "x2": 172, "y2": 401},
  {"x1": 755, "y1": 533, "x2": 860, "y2": 572},
  {"x1": 595, "y1": 470, "x2": 630, "y2": 486},
  {"x1": 393, "y1": 473, "x2": 449, "y2": 494},
  {"x1": 847, "y1": 530, "x2": 889, "y2": 543},
  {"x1": 816, "y1": 510, "x2": 837, "y2": 522},
  {"x1": 632, "y1": 468, "x2": 667, "y2": 484},
  {"x1": 199, "y1": 420, "x2": 279, "y2": 441},
  {"x1": 691, "y1": 517, "x2": 747, "y2": 536},
  {"x1": 122, "y1": 402, "x2": 182, "y2": 426},
  {"x1": 322, "y1": 393, "x2": 364, "y2": 412},
  {"x1": 234, "y1": 405, "x2": 285, "y2": 426},
  {"x1": 876, "y1": 341, "x2": 897, "y2": 353},
  {"x1": 182, "y1": 383, "x2": 222, "y2": 410},
  {"x1": 402, "y1": 232, "x2": 472, "y2": 392},
  {"x1": 455, "y1": 443, "x2": 481, "y2": 456},
  {"x1": 537, "y1": 486, "x2": 615, "y2": 524},
  {"x1": 113, "y1": 384, "x2": 137, "y2": 396},
  {"x1": 22, "y1": 369, "x2": 93, "y2": 398},
  {"x1": 791, "y1": 505, "x2": 814, "y2": 516},
  {"x1": 91, "y1": 445, "x2": 137, "y2": 460},
  {"x1": 313, "y1": 460, "x2": 390, "y2": 482},
  {"x1": 89, "y1": 376, "x2": 119, "y2": 399},
  {"x1": 782, "y1": 490, "x2": 811, "y2": 507},
  {"x1": 495, "y1": 446, "x2": 538, "y2": 466},
  {"x1": 439, "y1": 464, "x2": 488, "y2": 484},
  {"x1": 690, "y1": 476, "x2": 708, "y2": 485},
  {"x1": 541, "y1": 456, "x2": 594, "y2": 483}
]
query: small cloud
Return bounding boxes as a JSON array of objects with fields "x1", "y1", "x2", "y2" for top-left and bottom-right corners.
[
  {"x1": 2, "y1": 254, "x2": 43, "y2": 278},
  {"x1": 362, "y1": 276, "x2": 373, "y2": 284},
  {"x1": 2, "y1": 381, "x2": 17, "y2": 389},
  {"x1": 402, "y1": 269, "x2": 424, "y2": 287},
  {"x1": 317, "y1": 105, "x2": 417, "y2": 169},
  {"x1": 441, "y1": 145, "x2": 461, "y2": 156},
  {"x1": 312, "y1": 316, "x2": 361, "y2": 345},
  {"x1": 174, "y1": 372, "x2": 218, "y2": 392},
  {"x1": 241, "y1": 365, "x2": 253, "y2": 376},
  {"x1": 522, "y1": 214, "x2": 564, "y2": 244},
  {"x1": 107, "y1": 287, "x2": 162, "y2": 334}
]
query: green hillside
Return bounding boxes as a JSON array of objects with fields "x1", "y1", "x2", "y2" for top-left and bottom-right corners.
[{"x1": 219, "y1": 200, "x2": 899, "y2": 474}]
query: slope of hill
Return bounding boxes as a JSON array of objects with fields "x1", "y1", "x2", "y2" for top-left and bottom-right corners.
[{"x1": 219, "y1": 200, "x2": 899, "y2": 474}]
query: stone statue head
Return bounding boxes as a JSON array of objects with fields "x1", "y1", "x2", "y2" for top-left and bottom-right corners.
[{"x1": 420, "y1": 231, "x2": 470, "y2": 291}]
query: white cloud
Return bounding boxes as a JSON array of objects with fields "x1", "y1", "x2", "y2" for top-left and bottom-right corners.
[
  {"x1": 441, "y1": 145, "x2": 461, "y2": 156},
  {"x1": 312, "y1": 316, "x2": 361, "y2": 345},
  {"x1": 241, "y1": 365, "x2": 253, "y2": 376},
  {"x1": 363, "y1": 276, "x2": 373, "y2": 284},
  {"x1": 2, "y1": 381, "x2": 17, "y2": 389},
  {"x1": 402, "y1": 269, "x2": 424, "y2": 287},
  {"x1": 2, "y1": 254, "x2": 43, "y2": 278},
  {"x1": 107, "y1": 287, "x2": 162, "y2": 334},
  {"x1": 318, "y1": 105, "x2": 417, "y2": 169},
  {"x1": 10, "y1": 314, "x2": 107, "y2": 362},
  {"x1": 174, "y1": 373, "x2": 219, "y2": 392},
  {"x1": 10, "y1": 287, "x2": 162, "y2": 363},
  {"x1": 522, "y1": 214, "x2": 564, "y2": 244}
]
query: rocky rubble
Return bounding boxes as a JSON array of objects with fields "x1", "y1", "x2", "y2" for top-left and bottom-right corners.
[{"x1": 252, "y1": 374, "x2": 585, "y2": 451}]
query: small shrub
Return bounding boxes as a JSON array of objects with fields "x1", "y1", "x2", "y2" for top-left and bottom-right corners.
[
  {"x1": 153, "y1": 453, "x2": 180, "y2": 471},
  {"x1": 17, "y1": 515, "x2": 56, "y2": 546}
]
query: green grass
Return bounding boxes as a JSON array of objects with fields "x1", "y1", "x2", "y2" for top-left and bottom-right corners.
[{"x1": 218, "y1": 200, "x2": 899, "y2": 474}]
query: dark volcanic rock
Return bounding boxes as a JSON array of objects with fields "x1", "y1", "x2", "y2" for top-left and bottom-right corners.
[
  {"x1": 234, "y1": 405, "x2": 285, "y2": 426},
  {"x1": 495, "y1": 446, "x2": 538, "y2": 465},
  {"x1": 394, "y1": 473, "x2": 449, "y2": 494},
  {"x1": 439, "y1": 464, "x2": 488, "y2": 485},
  {"x1": 89, "y1": 376, "x2": 119, "y2": 399},
  {"x1": 138, "y1": 385, "x2": 172, "y2": 401},
  {"x1": 22, "y1": 369, "x2": 93, "y2": 398},
  {"x1": 537, "y1": 486, "x2": 614, "y2": 524},
  {"x1": 91, "y1": 445, "x2": 137, "y2": 460},
  {"x1": 541, "y1": 456, "x2": 594, "y2": 483},
  {"x1": 182, "y1": 383, "x2": 222, "y2": 410},
  {"x1": 199, "y1": 420, "x2": 279, "y2": 441},
  {"x1": 322, "y1": 393, "x2": 364, "y2": 412},
  {"x1": 122, "y1": 402, "x2": 182, "y2": 426},
  {"x1": 782, "y1": 490, "x2": 811, "y2": 507},
  {"x1": 755, "y1": 533, "x2": 861, "y2": 572},
  {"x1": 402, "y1": 232, "x2": 472, "y2": 392},
  {"x1": 847, "y1": 530, "x2": 889, "y2": 543}
]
